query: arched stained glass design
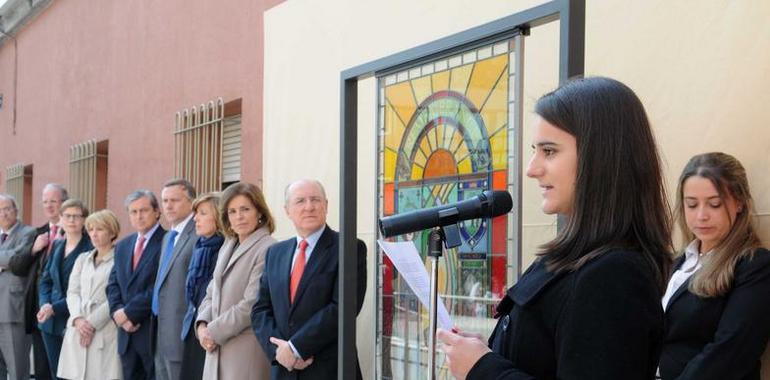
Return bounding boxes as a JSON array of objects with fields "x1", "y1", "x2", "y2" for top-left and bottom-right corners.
[{"x1": 377, "y1": 38, "x2": 521, "y2": 379}]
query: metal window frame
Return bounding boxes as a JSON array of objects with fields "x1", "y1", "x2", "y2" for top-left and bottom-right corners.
[{"x1": 338, "y1": 1, "x2": 584, "y2": 378}]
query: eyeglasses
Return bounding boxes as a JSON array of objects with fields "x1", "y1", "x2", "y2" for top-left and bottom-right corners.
[
  {"x1": 0, "y1": 206, "x2": 16, "y2": 215},
  {"x1": 61, "y1": 213, "x2": 84, "y2": 220}
]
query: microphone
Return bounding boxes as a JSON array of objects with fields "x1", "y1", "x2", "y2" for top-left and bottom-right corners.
[{"x1": 378, "y1": 190, "x2": 512, "y2": 238}]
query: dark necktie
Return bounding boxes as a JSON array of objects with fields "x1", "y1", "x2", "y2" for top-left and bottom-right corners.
[{"x1": 0, "y1": 233, "x2": 7, "y2": 244}]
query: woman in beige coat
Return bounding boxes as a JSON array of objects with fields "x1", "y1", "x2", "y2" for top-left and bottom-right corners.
[
  {"x1": 58, "y1": 210, "x2": 122, "y2": 380},
  {"x1": 196, "y1": 182, "x2": 276, "y2": 380}
]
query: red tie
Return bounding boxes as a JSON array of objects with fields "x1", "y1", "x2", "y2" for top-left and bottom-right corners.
[
  {"x1": 132, "y1": 235, "x2": 146, "y2": 270},
  {"x1": 46, "y1": 225, "x2": 58, "y2": 257},
  {"x1": 290, "y1": 240, "x2": 308, "y2": 303}
]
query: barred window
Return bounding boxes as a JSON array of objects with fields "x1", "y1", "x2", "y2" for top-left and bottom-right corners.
[
  {"x1": 69, "y1": 139, "x2": 108, "y2": 212},
  {"x1": 175, "y1": 97, "x2": 241, "y2": 193},
  {"x1": 4, "y1": 163, "x2": 33, "y2": 224}
]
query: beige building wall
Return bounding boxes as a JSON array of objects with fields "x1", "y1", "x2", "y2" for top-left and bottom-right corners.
[{"x1": 262, "y1": 0, "x2": 770, "y2": 378}]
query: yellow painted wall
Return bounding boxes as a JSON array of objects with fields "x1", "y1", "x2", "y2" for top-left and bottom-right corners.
[{"x1": 263, "y1": 0, "x2": 770, "y2": 377}]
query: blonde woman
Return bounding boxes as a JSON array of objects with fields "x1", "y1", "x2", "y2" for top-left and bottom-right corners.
[
  {"x1": 195, "y1": 182, "x2": 276, "y2": 379},
  {"x1": 660, "y1": 152, "x2": 770, "y2": 379},
  {"x1": 180, "y1": 193, "x2": 225, "y2": 380},
  {"x1": 58, "y1": 210, "x2": 122, "y2": 380}
]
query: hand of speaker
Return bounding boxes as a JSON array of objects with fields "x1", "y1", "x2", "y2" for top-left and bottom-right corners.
[{"x1": 437, "y1": 327, "x2": 491, "y2": 380}]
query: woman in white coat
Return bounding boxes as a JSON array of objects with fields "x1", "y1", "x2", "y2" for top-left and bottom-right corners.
[{"x1": 58, "y1": 210, "x2": 122, "y2": 380}]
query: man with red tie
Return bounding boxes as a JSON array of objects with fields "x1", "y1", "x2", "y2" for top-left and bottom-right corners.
[
  {"x1": 7, "y1": 183, "x2": 67, "y2": 380},
  {"x1": 106, "y1": 190, "x2": 166, "y2": 380},
  {"x1": 251, "y1": 179, "x2": 367, "y2": 379}
]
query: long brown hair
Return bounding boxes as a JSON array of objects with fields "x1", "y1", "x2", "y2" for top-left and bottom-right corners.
[
  {"x1": 675, "y1": 152, "x2": 762, "y2": 297},
  {"x1": 534, "y1": 77, "x2": 673, "y2": 293}
]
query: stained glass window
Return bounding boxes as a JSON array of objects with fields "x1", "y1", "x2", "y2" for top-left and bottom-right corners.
[{"x1": 377, "y1": 38, "x2": 522, "y2": 379}]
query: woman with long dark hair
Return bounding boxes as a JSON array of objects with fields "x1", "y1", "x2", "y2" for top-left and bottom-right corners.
[
  {"x1": 438, "y1": 77, "x2": 673, "y2": 379},
  {"x1": 659, "y1": 152, "x2": 770, "y2": 379}
]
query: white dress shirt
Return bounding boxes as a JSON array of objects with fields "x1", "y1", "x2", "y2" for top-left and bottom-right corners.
[{"x1": 662, "y1": 240, "x2": 709, "y2": 310}]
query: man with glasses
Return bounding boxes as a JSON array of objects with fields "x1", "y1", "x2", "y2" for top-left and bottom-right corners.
[
  {"x1": 8, "y1": 183, "x2": 67, "y2": 380},
  {"x1": 0, "y1": 193, "x2": 37, "y2": 380},
  {"x1": 107, "y1": 190, "x2": 166, "y2": 380}
]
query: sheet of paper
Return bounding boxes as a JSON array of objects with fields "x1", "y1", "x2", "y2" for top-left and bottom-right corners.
[{"x1": 377, "y1": 239, "x2": 453, "y2": 330}]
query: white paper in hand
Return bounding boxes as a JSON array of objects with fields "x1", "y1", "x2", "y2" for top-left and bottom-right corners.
[{"x1": 377, "y1": 239, "x2": 453, "y2": 330}]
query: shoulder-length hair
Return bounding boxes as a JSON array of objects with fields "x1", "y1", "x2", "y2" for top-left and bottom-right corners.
[
  {"x1": 85, "y1": 209, "x2": 121, "y2": 242},
  {"x1": 535, "y1": 77, "x2": 673, "y2": 292},
  {"x1": 192, "y1": 192, "x2": 224, "y2": 236},
  {"x1": 675, "y1": 152, "x2": 761, "y2": 297},
  {"x1": 219, "y1": 182, "x2": 275, "y2": 237}
]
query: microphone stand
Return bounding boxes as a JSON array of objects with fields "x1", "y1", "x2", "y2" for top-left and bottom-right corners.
[{"x1": 427, "y1": 209, "x2": 462, "y2": 380}]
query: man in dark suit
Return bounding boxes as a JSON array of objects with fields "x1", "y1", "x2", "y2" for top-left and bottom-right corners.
[
  {"x1": 7, "y1": 183, "x2": 67, "y2": 380},
  {"x1": 251, "y1": 179, "x2": 367, "y2": 379},
  {"x1": 0, "y1": 193, "x2": 37, "y2": 380},
  {"x1": 107, "y1": 190, "x2": 166, "y2": 380},
  {"x1": 152, "y1": 179, "x2": 197, "y2": 380}
]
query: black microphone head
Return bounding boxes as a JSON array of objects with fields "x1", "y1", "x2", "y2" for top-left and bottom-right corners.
[{"x1": 484, "y1": 190, "x2": 513, "y2": 218}]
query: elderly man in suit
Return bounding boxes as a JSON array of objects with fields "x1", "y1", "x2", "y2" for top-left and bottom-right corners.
[
  {"x1": 152, "y1": 179, "x2": 197, "y2": 380},
  {"x1": 7, "y1": 183, "x2": 67, "y2": 380},
  {"x1": 251, "y1": 179, "x2": 367, "y2": 379},
  {"x1": 0, "y1": 193, "x2": 37, "y2": 380},
  {"x1": 106, "y1": 190, "x2": 166, "y2": 380}
]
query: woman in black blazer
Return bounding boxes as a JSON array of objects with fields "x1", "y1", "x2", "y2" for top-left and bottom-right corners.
[
  {"x1": 659, "y1": 152, "x2": 770, "y2": 380},
  {"x1": 37, "y1": 199, "x2": 93, "y2": 380},
  {"x1": 438, "y1": 77, "x2": 673, "y2": 379}
]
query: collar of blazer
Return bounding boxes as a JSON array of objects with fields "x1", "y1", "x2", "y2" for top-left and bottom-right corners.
[
  {"x1": 158, "y1": 219, "x2": 197, "y2": 282},
  {"x1": 664, "y1": 255, "x2": 691, "y2": 310},
  {"x1": 508, "y1": 259, "x2": 563, "y2": 307},
  {"x1": 223, "y1": 226, "x2": 271, "y2": 275}
]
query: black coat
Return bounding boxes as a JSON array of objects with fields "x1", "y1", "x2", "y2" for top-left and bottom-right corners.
[
  {"x1": 7, "y1": 223, "x2": 50, "y2": 333},
  {"x1": 659, "y1": 248, "x2": 770, "y2": 380},
  {"x1": 251, "y1": 226, "x2": 367, "y2": 380},
  {"x1": 468, "y1": 249, "x2": 664, "y2": 380}
]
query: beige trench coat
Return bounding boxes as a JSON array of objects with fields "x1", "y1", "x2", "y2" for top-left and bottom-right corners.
[
  {"x1": 58, "y1": 249, "x2": 122, "y2": 380},
  {"x1": 196, "y1": 227, "x2": 276, "y2": 380}
]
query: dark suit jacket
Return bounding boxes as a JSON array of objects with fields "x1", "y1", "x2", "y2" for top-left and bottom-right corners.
[
  {"x1": 7, "y1": 223, "x2": 50, "y2": 332},
  {"x1": 468, "y1": 249, "x2": 664, "y2": 380},
  {"x1": 659, "y1": 248, "x2": 770, "y2": 380},
  {"x1": 106, "y1": 225, "x2": 165, "y2": 361},
  {"x1": 38, "y1": 236, "x2": 93, "y2": 336},
  {"x1": 251, "y1": 226, "x2": 367, "y2": 380}
]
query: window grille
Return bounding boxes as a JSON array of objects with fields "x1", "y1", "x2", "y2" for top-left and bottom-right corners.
[
  {"x1": 69, "y1": 139, "x2": 108, "y2": 211},
  {"x1": 175, "y1": 97, "x2": 241, "y2": 193},
  {"x1": 4, "y1": 163, "x2": 32, "y2": 223}
]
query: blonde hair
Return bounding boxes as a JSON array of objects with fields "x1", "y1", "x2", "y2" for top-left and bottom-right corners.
[
  {"x1": 192, "y1": 192, "x2": 224, "y2": 236},
  {"x1": 675, "y1": 152, "x2": 762, "y2": 297},
  {"x1": 85, "y1": 209, "x2": 121, "y2": 242}
]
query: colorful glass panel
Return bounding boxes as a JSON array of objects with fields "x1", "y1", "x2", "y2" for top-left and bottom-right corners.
[{"x1": 378, "y1": 40, "x2": 516, "y2": 379}]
